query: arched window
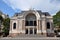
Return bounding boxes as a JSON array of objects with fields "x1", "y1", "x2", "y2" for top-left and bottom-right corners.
[
  {"x1": 25, "y1": 14, "x2": 37, "y2": 26},
  {"x1": 13, "y1": 23, "x2": 16, "y2": 29},
  {"x1": 47, "y1": 22, "x2": 50, "y2": 29}
]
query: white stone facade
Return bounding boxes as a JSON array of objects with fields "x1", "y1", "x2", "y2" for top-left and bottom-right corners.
[{"x1": 9, "y1": 10, "x2": 54, "y2": 37}]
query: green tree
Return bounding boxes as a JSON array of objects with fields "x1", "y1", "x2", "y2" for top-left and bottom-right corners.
[
  {"x1": 53, "y1": 11, "x2": 60, "y2": 28},
  {"x1": 3, "y1": 18, "x2": 10, "y2": 36},
  {"x1": 0, "y1": 15, "x2": 3, "y2": 36},
  {"x1": 0, "y1": 15, "x2": 3, "y2": 23}
]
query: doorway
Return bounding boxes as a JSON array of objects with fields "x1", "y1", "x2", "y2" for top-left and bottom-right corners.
[
  {"x1": 34, "y1": 29, "x2": 37, "y2": 34},
  {"x1": 25, "y1": 29, "x2": 28, "y2": 34},
  {"x1": 30, "y1": 28, "x2": 33, "y2": 34}
]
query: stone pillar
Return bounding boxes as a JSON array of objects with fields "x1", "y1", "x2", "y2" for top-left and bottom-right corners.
[
  {"x1": 50, "y1": 22, "x2": 52, "y2": 30},
  {"x1": 50, "y1": 22, "x2": 54, "y2": 30},
  {"x1": 42, "y1": 19, "x2": 47, "y2": 36},
  {"x1": 33, "y1": 28, "x2": 34, "y2": 35},
  {"x1": 9, "y1": 20, "x2": 12, "y2": 36},
  {"x1": 28, "y1": 28, "x2": 30, "y2": 35},
  {"x1": 22, "y1": 20, "x2": 25, "y2": 34},
  {"x1": 17, "y1": 20, "x2": 19, "y2": 32},
  {"x1": 10, "y1": 20, "x2": 12, "y2": 32},
  {"x1": 37, "y1": 20, "x2": 38, "y2": 34},
  {"x1": 9, "y1": 20, "x2": 18, "y2": 37},
  {"x1": 37, "y1": 20, "x2": 41, "y2": 34},
  {"x1": 50, "y1": 22, "x2": 54, "y2": 37}
]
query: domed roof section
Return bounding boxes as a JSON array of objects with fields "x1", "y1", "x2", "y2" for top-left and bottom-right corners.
[
  {"x1": 13, "y1": 9, "x2": 51, "y2": 17},
  {"x1": 42, "y1": 12, "x2": 51, "y2": 16}
]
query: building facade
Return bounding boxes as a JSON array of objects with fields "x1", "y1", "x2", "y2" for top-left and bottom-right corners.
[{"x1": 9, "y1": 9, "x2": 54, "y2": 37}]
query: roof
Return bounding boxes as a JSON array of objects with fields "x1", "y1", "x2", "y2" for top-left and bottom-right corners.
[{"x1": 13, "y1": 10, "x2": 51, "y2": 17}]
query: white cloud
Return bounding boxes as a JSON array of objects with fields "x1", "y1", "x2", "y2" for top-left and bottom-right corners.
[{"x1": 2, "y1": 0, "x2": 60, "y2": 15}]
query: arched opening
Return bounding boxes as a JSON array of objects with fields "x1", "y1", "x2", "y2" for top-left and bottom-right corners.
[
  {"x1": 13, "y1": 23, "x2": 16, "y2": 29},
  {"x1": 47, "y1": 22, "x2": 50, "y2": 29},
  {"x1": 25, "y1": 13, "x2": 37, "y2": 34},
  {"x1": 30, "y1": 28, "x2": 33, "y2": 34},
  {"x1": 25, "y1": 13, "x2": 37, "y2": 26},
  {"x1": 25, "y1": 29, "x2": 28, "y2": 34}
]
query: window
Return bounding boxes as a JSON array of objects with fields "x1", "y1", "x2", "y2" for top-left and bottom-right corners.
[
  {"x1": 34, "y1": 21, "x2": 37, "y2": 26},
  {"x1": 47, "y1": 22, "x2": 50, "y2": 29},
  {"x1": 25, "y1": 21, "x2": 36, "y2": 26},
  {"x1": 13, "y1": 23, "x2": 16, "y2": 29},
  {"x1": 25, "y1": 14, "x2": 36, "y2": 26},
  {"x1": 25, "y1": 21, "x2": 29, "y2": 26},
  {"x1": 30, "y1": 21, "x2": 33, "y2": 26}
]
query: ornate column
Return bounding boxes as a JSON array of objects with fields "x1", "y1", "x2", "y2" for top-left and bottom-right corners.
[
  {"x1": 37, "y1": 20, "x2": 41, "y2": 34},
  {"x1": 9, "y1": 20, "x2": 12, "y2": 34},
  {"x1": 28, "y1": 28, "x2": 30, "y2": 35},
  {"x1": 22, "y1": 20, "x2": 25, "y2": 34},
  {"x1": 33, "y1": 28, "x2": 34, "y2": 35},
  {"x1": 9, "y1": 20, "x2": 13, "y2": 36},
  {"x1": 10, "y1": 20, "x2": 12, "y2": 30},
  {"x1": 42, "y1": 19, "x2": 47, "y2": 36},
  {"x1": 50, "y1": 22, "x2": 54, "y2": 36},
  {"x1": 17, "y1": 19, "x2": 19, "y2": 33}
]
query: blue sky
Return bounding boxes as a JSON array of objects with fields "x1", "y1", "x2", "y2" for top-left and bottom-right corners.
[
  {"x1": 0, "y1": 0, "x2": 21, "y2": 17},
  {"x1": 0, "y1": 0, "x2": 60, "y2": 17}
]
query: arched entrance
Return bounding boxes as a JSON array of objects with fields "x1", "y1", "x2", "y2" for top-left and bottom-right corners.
[{"x1": 25, "y1": 13, "x2": 37, "y2": 34}]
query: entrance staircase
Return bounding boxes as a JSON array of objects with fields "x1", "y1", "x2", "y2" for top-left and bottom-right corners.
[{"x1": 15, "y1": 34, "x2": 46, "y2": 38}]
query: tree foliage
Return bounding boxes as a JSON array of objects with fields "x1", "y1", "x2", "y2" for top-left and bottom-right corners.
[
  {"x1": 53, "y1": 11, "x2": 60, "y2": 28},
  {"x1": 0, "y1": 11, "x2": 10, "y2": 37},
  {"x1": 0, "y1": 15, "x2": 3, "y2": 23},
  {"x1": 3, "y1": 18, "x2": 10, "y2": 36}
]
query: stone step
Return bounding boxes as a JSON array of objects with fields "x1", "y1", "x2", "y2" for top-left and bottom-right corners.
[
  {"x1": 0, "y1": 37, "x2": 60, "y2": 40},
  {"x1": 15, "y1": 34, "x2": 46, "y2": 37}
]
